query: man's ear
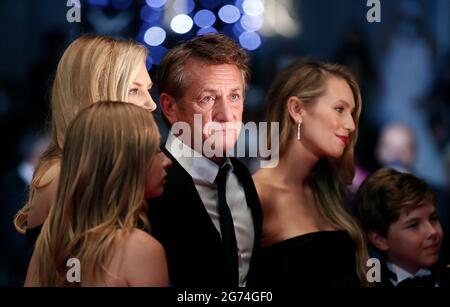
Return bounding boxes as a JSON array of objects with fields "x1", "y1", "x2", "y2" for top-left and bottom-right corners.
[
  {"x1": 368, "y1": 230, "x2": 390, "y2": 252},
  {"x1": 287, "y1": 96, "x2": 305, "y2": 124},
  {"x1": 160, "y1": 93, "x2": 179, "y2": 125}
]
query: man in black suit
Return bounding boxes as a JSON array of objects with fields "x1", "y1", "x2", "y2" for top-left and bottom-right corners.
[{"x1": 147, "y1": 34, "x2": 262, "y2": 287}]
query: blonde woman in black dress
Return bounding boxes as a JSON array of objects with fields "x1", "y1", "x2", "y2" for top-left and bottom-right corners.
[{"x1": 254, "y1": 59, "x2": 369, "y2": 287}]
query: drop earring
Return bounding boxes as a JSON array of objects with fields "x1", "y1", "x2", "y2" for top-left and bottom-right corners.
[{"x1": 297, "y1": 120, "x2": 301, "y2": 141}]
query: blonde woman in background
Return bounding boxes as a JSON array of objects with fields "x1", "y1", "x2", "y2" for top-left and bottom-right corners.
[
  {"x1": 15, "y1": 35, "x2": 158, "y2": 244},
  {"x1": 25, "y1": 101, "x2": 171, "y2": 286},
  {"x1": 254, "y1": 58, "x2": 369, "y2": 287}
]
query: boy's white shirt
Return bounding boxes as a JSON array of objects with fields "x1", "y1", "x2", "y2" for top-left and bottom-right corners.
[{"x1": 386, "y1": 261, "x2": 436, "y2": 287}]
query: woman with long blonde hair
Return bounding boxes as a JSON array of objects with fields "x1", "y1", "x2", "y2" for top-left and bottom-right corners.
[
  {"x1": 25, "y1": 101, "x2": 171, "y2": 286},
  {"x1": 253, "y1": 58, "x2": 369, "y2": 286},
  {"x1": 15, "y1": 35, "x2": 157, "y2": 242}
]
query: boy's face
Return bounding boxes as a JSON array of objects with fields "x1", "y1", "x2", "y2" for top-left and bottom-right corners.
[{"x1": 376, "y1": 203, "x2": 443, "y2": 274}]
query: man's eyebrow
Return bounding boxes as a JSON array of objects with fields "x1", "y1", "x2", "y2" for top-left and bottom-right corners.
[{"x1": 201, "y1": 87, "x2": 242, "y2": 91}]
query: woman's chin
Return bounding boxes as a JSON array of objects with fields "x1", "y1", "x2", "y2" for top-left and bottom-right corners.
[
  {"x1": 325, "y1": 148, "x2": 345, "y2": 159},
  {"x1": 145, "y1": 187, "x2": 164, "y2": 200}
]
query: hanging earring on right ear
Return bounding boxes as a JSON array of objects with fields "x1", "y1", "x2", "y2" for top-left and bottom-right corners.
[{"x1": 297, "y1": 120, "x2": 301, "y2": 141}]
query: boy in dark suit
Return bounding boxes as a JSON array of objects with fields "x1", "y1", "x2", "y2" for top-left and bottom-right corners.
[{"x1": 355, "y1": 168, "x2": 449, "y2": 287}]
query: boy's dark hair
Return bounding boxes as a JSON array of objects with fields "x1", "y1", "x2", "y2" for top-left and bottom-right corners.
[{"x1": 355, "y1": 168, "x2": 437, "y2": 238}]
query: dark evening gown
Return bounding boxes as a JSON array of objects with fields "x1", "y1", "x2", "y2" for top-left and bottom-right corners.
[{"x1": 257, "y1": 230, "x2": 361, "y2": 287}]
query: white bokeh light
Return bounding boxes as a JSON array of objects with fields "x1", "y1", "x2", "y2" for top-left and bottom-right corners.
[
  {"x1": 170, "y1": 14, "x2": 194, "y2": 34},
  {"x1": 242, "y1": 0, "x2": 264, "y2": 17},
  {"x1": 144, "y1": 26, "x2": 166, "y2": 46},
  {"x1": 240, "y1": 14, "x2": 263, "y2": 31}
]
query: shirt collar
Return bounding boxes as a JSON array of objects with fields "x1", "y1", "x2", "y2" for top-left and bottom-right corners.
[
  {"x1": 386, "y1": 261, "x2": 432, "y2": 284},
  {"x1": 165, "y1": 132, "x2": 233, "y2": 184}
]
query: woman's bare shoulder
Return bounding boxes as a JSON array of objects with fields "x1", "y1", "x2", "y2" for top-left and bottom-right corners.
[{"x1": 119, "y1": 229, "x2": 169, "y2": 287}]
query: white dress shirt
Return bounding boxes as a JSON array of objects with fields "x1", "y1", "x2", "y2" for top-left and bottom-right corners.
[
  {"x1": 386, "y1": 262, "x2": 436, "y2": 287},
  {"x1": 166, "y1": 133, "x2": 255, "y2": 287}
]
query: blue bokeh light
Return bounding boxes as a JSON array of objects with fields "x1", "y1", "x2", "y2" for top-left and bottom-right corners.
[
  {"x1": 197, "y1": 27, "x2": 219, "y2": 36},
  {"x1": 173, "y1": 0, "x2": 195, "y2": 14},
  {"x1": 238, "y1": 31, "x2": 261, "y2": 51},
  {"x1": 144, "y1": 27, "x2": 166, "y2": 46},
  {"x1": 170, "y1": 14, "x2": 194, "y2": 34},
  {"x1": 145, "y1": 0, "x2": 167, "y2": 9},
  {"x1": 194, "y1": 9, "x2": 216, "y2": 28},
  {"x1": 218, "y1": 5, "x2": 241, "y2": 24}
]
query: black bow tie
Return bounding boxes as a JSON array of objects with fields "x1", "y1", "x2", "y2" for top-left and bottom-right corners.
[{"x1": 396, "y1": 275, "x2": 436, "y2": 288}]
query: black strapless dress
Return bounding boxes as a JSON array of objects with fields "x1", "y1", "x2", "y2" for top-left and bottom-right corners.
[{"x1": 257, "y1": 230, "x2": 361, "y2": 287}]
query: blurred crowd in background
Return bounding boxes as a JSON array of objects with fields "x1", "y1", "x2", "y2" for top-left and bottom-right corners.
[{"x1": 0, "y1": 0, "x2": 449, "y2": 286}]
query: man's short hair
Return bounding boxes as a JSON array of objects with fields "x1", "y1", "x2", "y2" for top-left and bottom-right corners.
[{"x1": 156, "y1": 33, "x2": 250, "y2": 102}]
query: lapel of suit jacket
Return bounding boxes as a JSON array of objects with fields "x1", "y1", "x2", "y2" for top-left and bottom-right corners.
[
  {"x1": 230, "y1": 157, "x2": 262, "y2": 229},
  {"x1": 162, "y1": 146, "x2": 223, "y2": 242}
]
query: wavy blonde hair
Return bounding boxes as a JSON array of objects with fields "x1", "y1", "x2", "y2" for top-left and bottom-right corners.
[
  {"x1": 30, "y1": 101, "x2": 159, "y2": 286},
  {"x1": 15, "y1": 35, "x2": 148, "y2": 232},
  {"x1": 266, "y1": 58, "x2": 369, "y2": 285}
]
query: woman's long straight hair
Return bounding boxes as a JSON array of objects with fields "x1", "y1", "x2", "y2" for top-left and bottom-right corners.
[
  {"x1": 31, "y1": 101, "x2": 159, "y2": 286},
  {"x1": 15, "y1": 35, "x2": 148, "y2": 232},
  {"x1": 266, "y1": 58, "x2": 369, "y2": 285}
]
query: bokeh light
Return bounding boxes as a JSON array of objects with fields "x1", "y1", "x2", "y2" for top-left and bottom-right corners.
[
  {"x1": 240, "y1": 14, "x2": 263, "y2": 31},
  {"x1": 145, "y1": 0, "x2": 167, "y2": 9},
  {"x1": 238, "y1": 31, "x2": 261, "y2": 50},
  {"x1": 173, "y1": 0, "x2": 195, "y2": 14},
  {"x1": 218, "y1": 5, "x2": 241, "y2": 24},
  {"x1": 197, "y1": 27, "x2": 218, "y2": 36},
  {"x1": 170, "y1": 14, "x2": 194, "y2": 34},
  {"x1": 242, "y1": 0, "x2": 264, "y2": 17},
  {"x1": 144, "y1": 27, "x2": 166, "y2": 46},
  {"x1": 194, "y1": 9, "x2": 216, "y2": 28}
]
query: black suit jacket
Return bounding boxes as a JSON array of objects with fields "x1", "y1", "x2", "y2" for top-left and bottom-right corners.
[
  {"x1": 147, "y1": 147, "x2": 262, "y2": 287},
  {"x1": 377, "y1": 258, "x2": 450, "y2": 288}
]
